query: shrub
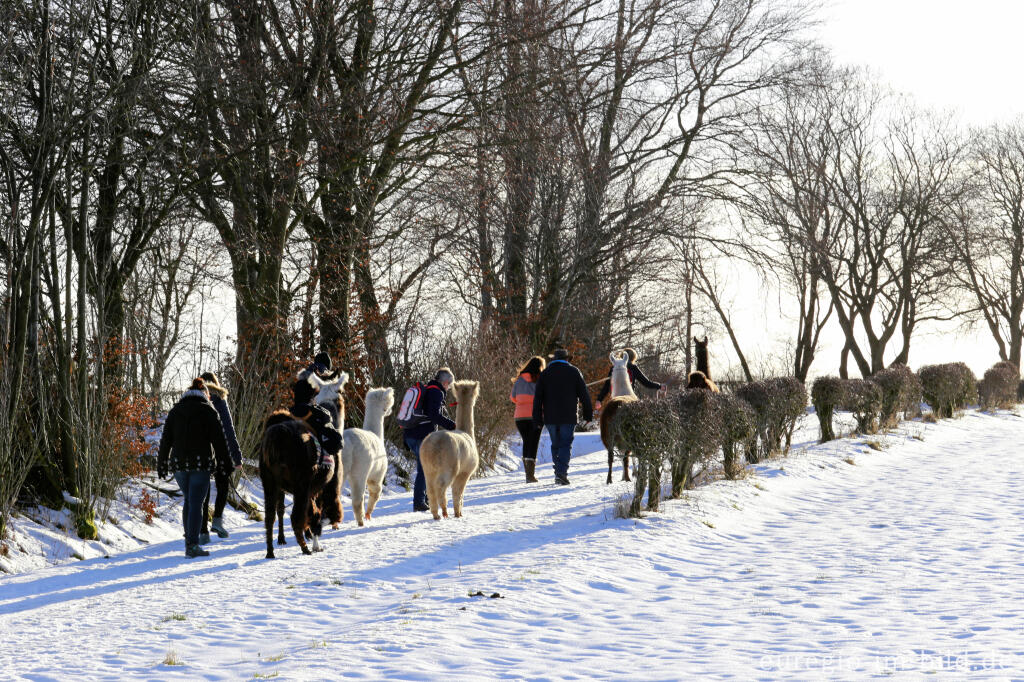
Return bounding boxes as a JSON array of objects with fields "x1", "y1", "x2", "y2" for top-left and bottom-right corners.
[
  {"x1": 839, "y1": 379, "x2": 883, "y2": 434},
  {"x1": 870, "y1": 364, "x2": 922, "y2": 428},
  {"x1": 712, "y1": 393, "x2": 756, "y2": 479},
  {"x1": 616, "y1": 397, "x2": 681, "y2": 514},
  {"x1": 670, "y1": 389, "x2": 723, "y2": 497},
  {"x1": 811, "y1": 376, "x2": 845, "y2": 442},
  {"x1": 1018, "y1": 379, "x2": 1024, "y2": 403},
  {"x1": 736, "y1": 377, "x2": 806, "y2": 458},
  {"x1": 918, "y1": 363, "x2": 978, "y2": 418},
  {"x1": 979, "y1": 361, "x2": 1020, "y2": 410},
  {"x1": 734, "y1": 380, "x2": 771, "y2": 460},
  {"x1": 763, "y1": 377, "x2": 807, "y2": 455}
]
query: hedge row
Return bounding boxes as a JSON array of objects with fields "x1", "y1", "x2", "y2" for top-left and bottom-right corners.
[
  {"x1": 812, "y1": 360, "x2": 1021, "y2": 442},
  {"x1": 615, "y1": 379, "x2": 806, "y2": 513}
]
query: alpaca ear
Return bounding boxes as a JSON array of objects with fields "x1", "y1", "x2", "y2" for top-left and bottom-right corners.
[
  {"x1": 609, "y1": 352, "x2": 617, "y2": 364},
  {"x1": 703, "y1": 336, "x2": 708, "y2": 343}
]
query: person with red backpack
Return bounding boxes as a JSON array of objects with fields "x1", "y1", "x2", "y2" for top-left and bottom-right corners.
[{"x1": 398, "y1": 367, "x2": 456, "y2": 511}]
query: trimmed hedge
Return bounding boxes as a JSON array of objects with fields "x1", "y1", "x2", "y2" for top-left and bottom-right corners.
[
  {"x1": 918, "y1": 363, "x2": 977, "y2": 418},
  {"x1": 870, "y1": 364, "x2": 922, "y2": 428},
  {"x1": 712, "y1": 392, "x2": 756, "y2": 480},
  {"x1": 811, "y1": 376, "x2": 844, "y2": 442},
  {"x1": 764, "y1": 377, "x2": 808, "y2": 455},
  {"x1": 671, "y1": 389, "x2": 722, "y2": 497},
  {"x1": 979, "y1": 361, "x2": 1020, "y2": 410},
  {"x1": 616, "y1": 397, "x2": 681, "y2": 514},
  {"x1": 812, "y1": 376, "x2": 883, "y2": 440},
  {"x1": 840, "y1": 379, "x2": 883, "y2": 435}
]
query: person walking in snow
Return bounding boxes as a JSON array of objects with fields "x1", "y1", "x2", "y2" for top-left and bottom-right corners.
[
  {"x1": 510, "y1": 356, "x2": 546, "y2": 483},
  {"x1": 401, "y1": 367, "x2": 456, "y2": 511},
  {"x1": 288, "y1": 376, "x2": 343, "y2": 460},
  {"x1": 157, "y1": 377, "x2": 234, "y2": 558},
  {"x1": 532, "y1": 349, "x2": 593, "y2": 485},
  {"x1": 297, "y1": 351, "x2": 343, "y2": 427},
  {"x1": 199, "y1": 372, "x2": 243, "y2": 541},
  {"x1": 594, "y1": 347, "x2": 664, "y2": 411}
]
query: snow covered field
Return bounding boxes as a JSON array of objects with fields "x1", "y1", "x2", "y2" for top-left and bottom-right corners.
[{"x1": 1, "y1": 409, "x2": 1023, "y2": 680}]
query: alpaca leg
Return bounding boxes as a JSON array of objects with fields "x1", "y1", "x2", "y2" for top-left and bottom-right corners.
[
  {"x1": 277, "y1": 495, "x2": 287, "y2": 545},
  {"x1": 427, "y1": 478, "x2": 442, "y2": 521},
  {"x1": 263, "y1": 483, "x2": 278, "y2": 559},
  {"x1": 311, "y1": 532, "x2": 322, "y2": 553},
  {"x1": 351, "y1": 477, "x2": 367, "y2": 527},
  {"x1": 622, "y1": 452, "x2": 631, "y2": 482},
  {"x1": 606, "y1": 447, "x2": 614, "y2": 485},
  {"x1": 365, "y1": 478, "x2": 382, "y2": 520},
  {"x1": 452, "y1": 471, "x2": 471, "y2": 518},
  {"x1": 291, "y1": 491, "x2": 312, "y2": 555}
]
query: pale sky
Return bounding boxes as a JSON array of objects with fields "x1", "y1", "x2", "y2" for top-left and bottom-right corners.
[{"x1": 819, "y1": 0, "x2": 1024, "y2": 126}]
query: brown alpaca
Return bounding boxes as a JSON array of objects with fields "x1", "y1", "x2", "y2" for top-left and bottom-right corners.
[
  {"x1": 692, "y1": 337, "x2": 720, "y2": 392},
  {"x1": 600, "y1": 350, "x2": 638, "y2": 484},
  {"x1": 259, "y1": 411, "x2": 343, "y2": 558},
  {"x1": 419, "y1": 381, "x2": 480, "y2": 520},
  {"x1": 687, "y1": 370, "x2": 720, "y2": 393}
]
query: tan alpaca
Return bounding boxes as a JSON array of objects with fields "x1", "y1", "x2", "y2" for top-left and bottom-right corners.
[
  {"x1": 601, "y1": 351, "x2": 638, "y2": 484},
  {"x1": 419, "y1": 380, "x2": 480, "y2": 520}
]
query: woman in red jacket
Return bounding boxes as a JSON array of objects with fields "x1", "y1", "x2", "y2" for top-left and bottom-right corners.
[{"x1": 510, "y1": 356, "x2": 546, "y2": 483}]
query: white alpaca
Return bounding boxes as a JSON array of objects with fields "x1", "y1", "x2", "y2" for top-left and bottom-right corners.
[
  {"x1": 419, "y1": 381, "x2": 479, "y2": 520},
  {"x1": 342, "y1": 387, "x2": 394, "y2": 526},
  {"x1": 609, "y1": 350, "x2": 637, "y2": 399}
]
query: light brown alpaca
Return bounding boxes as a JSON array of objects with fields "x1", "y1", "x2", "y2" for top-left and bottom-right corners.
[
  {"x1": 600, "y1": 350, "x2": 638, "y2": 484},
  {"x1": 419, "y1": 380, "x2": 480, "y2": 520}
]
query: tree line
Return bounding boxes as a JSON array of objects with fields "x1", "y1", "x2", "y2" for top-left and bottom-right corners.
[{"x1": 1, "y1": 0, "x2": 1021, "y2": 537}]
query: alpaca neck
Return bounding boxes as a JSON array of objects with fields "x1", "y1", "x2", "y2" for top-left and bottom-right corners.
[
  {"x1": 696, "y1": 350, "x2": 710, "y2": 380},
  {"x1": 455, "y1": 400, "x2": 476, "y2": 441},
  {"x1": 362, "y1": 406, "x2": 386, "y2": 441},
  {"x1": 610, "y1": 367, "x2": 636, "y2": 399}
]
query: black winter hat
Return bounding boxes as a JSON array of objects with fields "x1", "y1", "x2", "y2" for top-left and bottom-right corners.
[
  {"x1": 314, "y1": 351, "x2": 332, "y2": 372},
  {"x1": 293, "y1": 378, "x2": 318, "y2": 404},
  {"x1": 552, "y1": 348, "x2": 569, "y2": 361}
]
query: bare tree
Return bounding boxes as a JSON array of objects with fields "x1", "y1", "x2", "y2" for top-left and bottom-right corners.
[{"x1": 950, "y1": 121, "x2": 1024, "y2": 369}]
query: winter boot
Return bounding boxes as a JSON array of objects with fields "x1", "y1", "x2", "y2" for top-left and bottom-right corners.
[
  {"x1": 210, "y1": 517, "x2": 229, "y2": 538},
  {"x1": 198, "y1": 532, "x2": 211, "y2": 545},
  {"x1": 524, "y1": 459, "x2": 539, "y2": 483},
  {"x1": 186, "y1": 544, "x2": 210, "y2": 558}
]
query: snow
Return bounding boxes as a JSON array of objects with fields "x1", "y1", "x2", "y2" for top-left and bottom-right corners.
[{"x1": 1, "y1": 409, "x2": 1023, "y2": 679}]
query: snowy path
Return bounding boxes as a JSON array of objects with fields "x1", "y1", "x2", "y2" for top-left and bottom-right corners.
[{"x1": 2, "y1": 411, "x2": 1024, "y2": 680}]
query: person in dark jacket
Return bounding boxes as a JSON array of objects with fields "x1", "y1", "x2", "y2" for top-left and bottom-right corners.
[
  {"x1": 289, "y1": 377, "x2": 343, "y2": 459},
  {"x1": 157, "y1": 377, "x2": 234, "y2": 558},
  {"x1": 402, "y1": 367, "x2": 456, "y2": 511},
  {"x1": 595, "y1": 347, "x2": 664, "y2": 408},
  {"x1": 532, "y1": 349, "x2": 593, "y2": 485},
  {"x1": 199, "y1": 372, "x2": 243, "y2": 540}
]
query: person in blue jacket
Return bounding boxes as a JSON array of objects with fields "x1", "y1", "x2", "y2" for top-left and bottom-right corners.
[
  {"x1": 199, "y1": 372, "x2": 243, "y2": 541},
  {"x1": 401, "y1": 367, "x2": 456, "y2": 511}
]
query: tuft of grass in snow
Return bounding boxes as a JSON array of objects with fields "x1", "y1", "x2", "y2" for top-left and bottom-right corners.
[
  {"x1": 162, "y1": 613, "x2": 187, "y2": 622},
  {"x1": 310, "y1": 640, "x2": 328, "y2": 649},
  {"x1": 264, "y1": 653, "x2": 285, "y2": 662},
  {"x1": 252, "y1": 673, "x2": 279, "y2": 679},
  {"x1": 865, "y1": 439, "x2": 886, "y2": 451},
  {"x1": 701, "y1": 520, "x2": 715, "y2": 529},
  {"x1": 843, "y1": 457, "x2": 856, "y2": 465},
  {"x1": 611, "y1": 493, "x2": 639, "y2": 519},
  {"x1": 162, "y1": 650, "x2": 183, "y2": 666}
]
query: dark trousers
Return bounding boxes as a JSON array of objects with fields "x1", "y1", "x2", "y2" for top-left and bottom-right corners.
[
  {"x1": 201, "y1": 471, "x2": 231, "y2": 532},
  {"x1": 515, "y1": 418, "x2": 543, "y2": 461},
  {"x1": 174, "y1": 470, "x2": 210, "y2": 547},
  {"x1": 404, "y1": 436, "x2": 429, "y2": 510},
  {"x1": 320, "y1": 401, "x2": 341, "y2": 429},
  {"x1": 546, "y1": 424, "x2": 576, "y2": 478}
]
